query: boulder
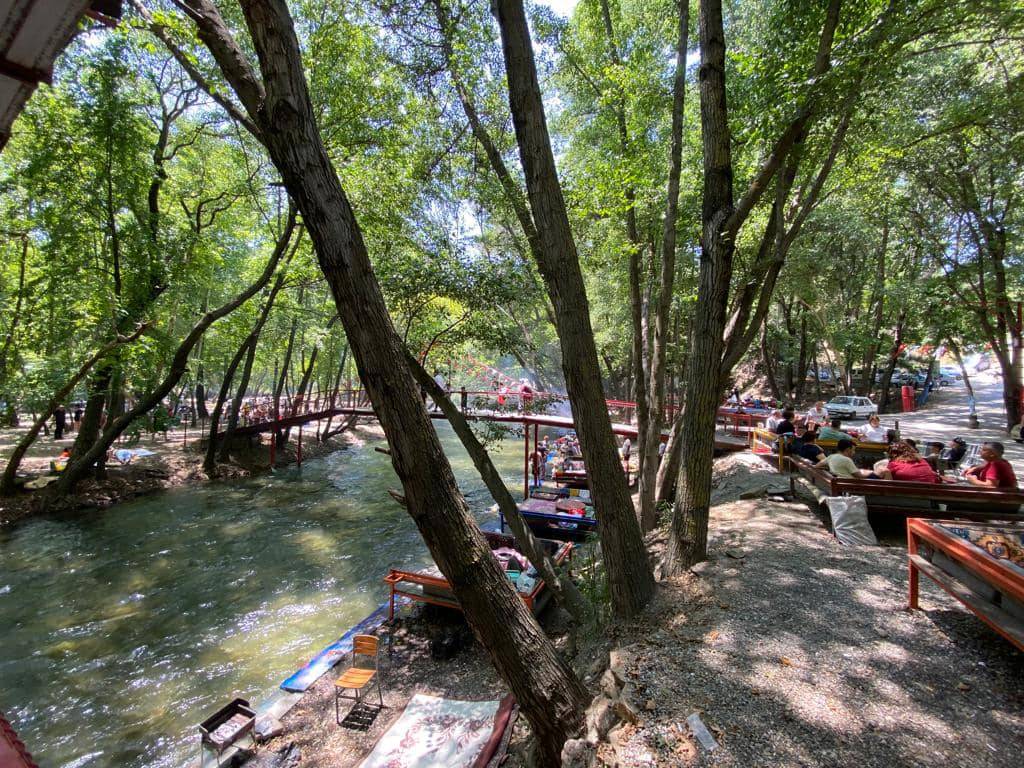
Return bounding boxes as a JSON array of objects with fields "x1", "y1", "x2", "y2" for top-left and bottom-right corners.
[
  {"x1": 561, "y1": 737, "x2": 596, "y2": 767},
  {"x1": 255, "y1": 715, "x2": 285, "y2": 743},
  {"x1": 585, "y1": 696, "x2": 617, "y2": 745}
]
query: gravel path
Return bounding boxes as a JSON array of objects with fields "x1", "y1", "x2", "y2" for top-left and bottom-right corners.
[{"x1": 610, "y1": 499, "x2": 1023, "y2": 767}]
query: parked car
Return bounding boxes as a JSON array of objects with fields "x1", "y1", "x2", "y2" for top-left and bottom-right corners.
[
  {"x1": 825, "y1": 395, "x2": 878, "y2": 420},
  {"x1": 939, "y1": 366, "x2": 962, "y2": 380}
]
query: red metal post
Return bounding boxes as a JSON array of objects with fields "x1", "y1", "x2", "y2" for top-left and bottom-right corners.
[{"x1": 523, "y1": 420, "x2": 530, "y2": 501}]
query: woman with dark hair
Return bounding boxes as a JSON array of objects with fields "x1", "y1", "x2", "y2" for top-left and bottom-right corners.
[{"x1": 879, "y1": 441, "x2": 946, "y2": 483}]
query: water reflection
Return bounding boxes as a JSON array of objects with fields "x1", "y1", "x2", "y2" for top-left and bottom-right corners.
[{"x1": 0, "y1": 423, "x2": 527, "y2": 767}]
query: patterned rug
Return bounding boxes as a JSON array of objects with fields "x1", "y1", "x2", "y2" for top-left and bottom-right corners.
[{"x1": 358, "y1": 694, "x2": 514, "y2": 768}]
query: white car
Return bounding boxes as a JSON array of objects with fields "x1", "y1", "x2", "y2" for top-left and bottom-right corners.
[{"x1": 825, "y1": 396, "x2": 877, "y2": 420}]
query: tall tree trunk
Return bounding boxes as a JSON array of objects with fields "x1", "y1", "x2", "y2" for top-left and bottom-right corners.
[
  {"x1": 861, "y1": 214, "x2": 888, "y2": 395},
  {"x1": 665, "y1": 0, "x2": 737, "y2": 572},
  {"x1": 761, "y1": 323, "x2": 784, "y2": 402},
  {"x1": 597, "y1": 0, "x2": 650, "y2": 496},
  {"x1": 180, "y1": 1, "x2": 589, "y2": 758},
  {"x1": 493, "y1": 0, "x2": 655, "y2": 617},
  {"x1": 794, "y1": 316, "x2": 809, "y2": 402},
  {"x1": 639, "y1": 0, "x2": 689, "y2": 532},
  {"x1": 948, "y1": 338, "x2": 976, "y2": 402},
  {"x1": 878, "y1": 311, "x2": 905, "y2": 412},
  {"x1": 665, "y1": 0, "x2": 844, "y2": 572}
]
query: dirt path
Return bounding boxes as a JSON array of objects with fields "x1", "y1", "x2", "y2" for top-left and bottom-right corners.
[{"x1": 608, "y1": 499, "x2": 1023, "y2": 767}]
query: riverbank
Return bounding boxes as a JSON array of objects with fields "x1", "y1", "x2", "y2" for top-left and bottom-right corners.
[
  {"x1": 0, "y1": 420, "x2": 383, "y2": 526},
  {"x1": 250, "y1": 453, "x2": 1022, "y2": 767}
]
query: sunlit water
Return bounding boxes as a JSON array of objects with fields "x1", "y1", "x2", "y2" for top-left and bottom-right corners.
[{"x1": 0, "y1": 423, "x2": 530, "y2": 767}]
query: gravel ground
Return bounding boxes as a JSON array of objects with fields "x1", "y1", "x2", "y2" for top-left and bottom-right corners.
[
  {"x1": 609, "y1": 498, "x2": 1024, "y2": 767},
  {"x1": 251, "y1": 608, "x2": 534, "y2": 768}
]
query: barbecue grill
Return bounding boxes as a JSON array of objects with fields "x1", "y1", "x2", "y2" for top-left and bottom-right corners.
[{"x1": 198, "y1": 698, "x2": 257, "y2": 767}]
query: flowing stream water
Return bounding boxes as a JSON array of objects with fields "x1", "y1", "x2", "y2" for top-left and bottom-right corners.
[{"x1": 0, "y1": 423, "x2": 530, "y2": 768}]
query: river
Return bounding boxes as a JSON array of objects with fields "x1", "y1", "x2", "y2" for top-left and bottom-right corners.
[{"x1": 0, "y1": 423, "x2": 530, "y2": 767}]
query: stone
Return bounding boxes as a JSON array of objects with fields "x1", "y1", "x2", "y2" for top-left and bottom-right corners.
[
  {"x1": 608, "y1": 649, "x2": 629, "y2": 686},
  {"x1": 614, "y1": 684, "x2": 642, "y2": 725},
  {"x1": 599, "y1": 668, "x2": 621, "y2": 699},
  {"x1": 561, "y1": 738, "x2": 595, "y2": 768},
  {"x1": 689, "y1": 559, "x2": 713, "y2": 576},
  {"x1": 254, "y1": 715, "x2": 285, "y2": 743},
  {"x1": 585, "y1": 696, "x2": 617, "y2": 745}
]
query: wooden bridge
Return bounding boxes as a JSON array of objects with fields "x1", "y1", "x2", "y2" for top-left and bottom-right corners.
[{"x1": 218, "y1": 387, "x2": 748, "y2": 495}]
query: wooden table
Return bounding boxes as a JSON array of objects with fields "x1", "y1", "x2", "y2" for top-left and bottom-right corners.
[{"x1": 907, "y1": 518, "x2": 1024, "y2": 651}]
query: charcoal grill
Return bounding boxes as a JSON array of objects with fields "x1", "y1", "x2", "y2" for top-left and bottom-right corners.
[{"x1": 198, "y1": 698, "x2": 257, "y2": 767}]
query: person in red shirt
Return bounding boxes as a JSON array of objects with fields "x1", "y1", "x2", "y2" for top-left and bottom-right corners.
[
  {"x1": 964, "y1": 442, "x2": 1018, "y2": 488},
  {"x1": 879, "y1": 441, "x2": 948, "y2": 484}
]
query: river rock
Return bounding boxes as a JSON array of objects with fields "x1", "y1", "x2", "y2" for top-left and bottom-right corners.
[
  {"x1": 585, "y1": 696, "x2": 617, "y2": 745},
  {"x1": 561, "y1": 737, "x2": 596, "y2": 767},
  {"x1": 608, "y1": 648, "x2": 629, "y2": 687},
  {"x1": 255, "y1": 715, "x2": 285, "y2": 743},
  {"x1": 614, "y1": 683, "x2": 642, "y2": 725},
  {"x1": 599, "y1": 668, "x2": 621, "y2": 699}
]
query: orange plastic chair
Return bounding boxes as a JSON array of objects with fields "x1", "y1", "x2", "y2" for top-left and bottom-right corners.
[{"x1": 334, "y1": 635, "x2": 383, "y2": 722}]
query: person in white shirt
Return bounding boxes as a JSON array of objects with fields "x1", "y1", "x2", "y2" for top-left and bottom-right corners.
[
  {"x1": 805, "y1": 401, "x2": 828, "y2": 426},
  {"x1": 860, "y1": 414, "x2": 888, "y2": 443},
  {"x1": 765, "y1": 410, "x2": 782, "y2": 432}
]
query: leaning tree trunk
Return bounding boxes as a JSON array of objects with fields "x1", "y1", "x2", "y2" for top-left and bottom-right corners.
[
  {"x1": 493, "y1": 0, "x2": 654, "y2": 617},
  {"x1": 51, "y1": 214, "x2": 294, "y2": 496},
  {"x1": 0, "y1": 326, "x2": 147, "y2": 495},
  {"x1": 207, "y1": 222, "x2": 296, "y2": 473},
  {"x1": 409, "y1": 355, "x2": 593, "y2": 625},
  {"x1": 181, "y1": 1, "x2": 589, "y2": 759}
]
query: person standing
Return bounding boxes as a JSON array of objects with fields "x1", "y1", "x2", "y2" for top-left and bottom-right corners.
[{"x1": 54, "y1": 405, "x2": 67, "y2": 441}]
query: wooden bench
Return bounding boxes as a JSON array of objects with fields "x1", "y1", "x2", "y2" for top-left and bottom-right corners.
[
  {"x1": 787, "y1": 455, "x2": 1024, "y2": 522},
  {"x1": 908, "y1": 518, "x2": 1024, "y2": 651}
]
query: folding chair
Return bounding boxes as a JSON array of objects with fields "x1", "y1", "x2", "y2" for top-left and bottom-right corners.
[
  {"x1": 335, "y1": 634, "x2": 383, "y2": 723},
  {"x1": 961, "y1": 443, "x2": 984, "y2": 469}
]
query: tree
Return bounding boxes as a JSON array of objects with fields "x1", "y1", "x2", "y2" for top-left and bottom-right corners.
[{"x1": 164, "y1": 0, "x2": 588, "y2": 758}]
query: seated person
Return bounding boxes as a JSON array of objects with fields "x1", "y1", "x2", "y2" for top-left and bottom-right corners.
[
  {"x1": 796, "y1": 430, "x2": 825, "y2": 463},
  {"x1": 924, "y1": 441, "x2": 944, "y2": 466},
  {"x1": 963, "y1": 442, "x2": 1018, "y2": 488},
  {"x1": 51, "y1": 448, "x2": 71, "y2": 473},
  {"x1": 805, "y1": 401, "x2": 828, "y2": 427},
  {"x1": 817, "y1": 439, "x2": 873, "y2": 479},
  {"x1": 773, "y1": 409, "x2": 796, "y2": 435},
  {"x1": 940, "y1": 436, "x2": 967, "y2": 466},
  {"x1": 818, "y1": 418, "x2": 854, "y2": 442},
  {"x1": 878, "y1": 441, "x2": 946, "y2": 484},
  {"x1": 764, "y1": 409, "x2": 782, "y2": 432},
  {"x1": 859, "y1": 415, "x2": 888, "y2": 443}
]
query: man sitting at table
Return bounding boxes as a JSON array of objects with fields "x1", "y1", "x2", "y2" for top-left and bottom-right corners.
[
  {"x1": 817, "y1": 439, "x2": 873, "y2": 479},
  {"x1": 805, "y1": 401, "x2": 828, "y2": 427},
  {"x1": 773, "y1": 409, "x2": 796, "y2": 435},
  {"x1": 963, "y1": 442, "x2": 1018, "y2": 488},
  {"x1": 818, "y1": 418, "x2": 854, "y2": 442}
]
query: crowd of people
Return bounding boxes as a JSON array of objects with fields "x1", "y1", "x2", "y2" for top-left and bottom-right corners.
[{"x1": 794, "y1": 432, "x2": 1017, "y2": 489}]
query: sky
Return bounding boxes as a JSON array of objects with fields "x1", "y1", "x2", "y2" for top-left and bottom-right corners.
[{"x1": 536, "y1": 0, "x2": 580, "y2": 17}]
